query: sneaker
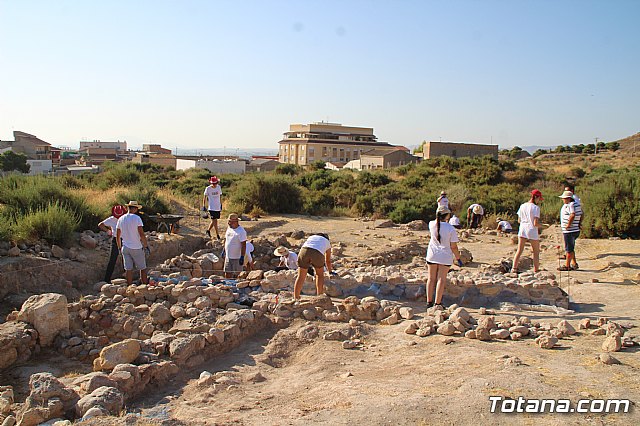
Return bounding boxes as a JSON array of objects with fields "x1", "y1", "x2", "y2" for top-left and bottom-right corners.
[
  {"x1": 205, "y1": 230, "x2": 211, "y2": 238},
  {"x1": 426, "y1": 301, "x2": 434, "y2": 308},
  {"x1": 571, "y1": 263, "x2": 579, "y2": 271}
]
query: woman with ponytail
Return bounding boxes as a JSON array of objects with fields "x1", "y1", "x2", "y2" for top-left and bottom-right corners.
[{"x1": 426, "y1": 206, "x2": 462, "y2": 309}]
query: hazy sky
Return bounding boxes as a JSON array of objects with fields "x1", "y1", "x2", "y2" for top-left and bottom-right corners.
[{"x1": 1, "y1": 0, "x2": 638, "y2": 150}]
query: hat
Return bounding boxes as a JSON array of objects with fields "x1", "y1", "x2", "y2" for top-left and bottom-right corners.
[
  {"x1": 436, "y1": 205, "x2": 451, "y2": 215},
  {"x1": 112, "y1": 205, "x2": 127, "y2": 218},
  {"x1": 496, "y1": 218, "x2": 502, "y2": 223},
  {"x1": 209, "y1": 176, "x2": 219, "y2": 184},
  {"x1": 440, "y1": 191, "x2": 447, "y2": 196},
  {"x1": 472, "y1": 204, "x2": 483, "y2": 214},
  {"x1": 125, "y1": 201, "x2": 142, "y2": 208},
  {"x1": 274, "y1": 246, "x2": 289, "y2": 256},
  {"x1": 559, "y1": 190, "x2": 574, "y2": 199},
  {"x1": 531, "y1": 189, "x2": 544, "y2": 200},
  {"x1": 227, "y1": 213, "x2": 239, "y2": 221}
]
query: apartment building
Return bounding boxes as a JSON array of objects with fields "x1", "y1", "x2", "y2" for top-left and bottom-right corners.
[
  {"x1": 79, "y1": 140, "x2": 127, "y2": 152},
  {"x1": 422, "y1": 141, "x2": 498, "y2": 160},
  {"x1": 277, "y1": 122, "x2": 399, "y2": 166}
]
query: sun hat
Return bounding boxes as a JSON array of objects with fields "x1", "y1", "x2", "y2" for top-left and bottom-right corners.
[
  {"x1": 559, "y1": 190, "x2": 574, "y2": 199},
  {"x1": 472, "y1": 204, "x2": 483, "y2": 214},
  {"x1": 227, "y1": 213, "x2": 239, "y2": 221},
  {"x1": 274, "y1": 246, "x2": 289, "y2": 256},
  {"x1": 125, "y1": 201, "x2": 142, "y2": 208},
  {"x1": 112, "y1": 205, "x2": 127, "y2": 218},
  {"x1": 209, "y1": 176, "x2": 219, "y2": 184},
  {"x1": 531, "y1": 189, "x2": 544, "y2": 200},
  {"x1": 436, "y1": 205, "x2": 451, "y2": 215},
  {"x1": 440, "y1": 191, "x2": 447, "y2": 195}
]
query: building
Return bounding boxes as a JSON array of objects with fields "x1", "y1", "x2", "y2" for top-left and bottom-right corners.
[
  {"x1": 277, "y1": 122, "x2": 402, "y2": 166},
  {"x1": 79, "y1": 148, "x2": 118, "y2": 165},
  {"x1": 246, "y1": 156, "x2": 280, "y2": 172},
  {"x1": 142, "y1": 144, "x2": 171, "y2": 154},
  {"x1": 176, "y1": 158, "x2": 246, "y2": 174},
  {"x1": 422, "y1": 141, "x2": 498, "y2": 160},
  {"x1": 79, "y1": 140, "x2": 127, "y2": 152},
  {"x1": 0, "y1": 131, "x2": 55, "y2": 174},
  {"x1": 360, "y1": 148, "x2": 422, "y2": 170},
  {"x1": 131, "y1": 152, "x2": 177, "y2": 168}
]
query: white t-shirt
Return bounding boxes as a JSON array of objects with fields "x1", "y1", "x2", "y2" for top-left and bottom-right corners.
[
  {"x1": 224, "y1": 225, "x2": 247, "y2": 259},
  {"x1": 426, "y1": 220, "x2": 459, "y2": 265},
  {"x1": 302, "y1": 235, "x2": 331, "y2": 254},
  {"x1": 281, "y1": 252, "x2": 299, "y2": 270},
  {"x1": 469, "y1": 203, "x2": 484, "y2": 215},
  {"x1": 497, "y1": 220, "x2": 512, "y2": 231},
  {"x1": 437, "y1": 196, "x2": 449, "y2": 208},
  {"x1": 516, "y1": 202, "x2": 540, "y2": 240},
  {"x1": 100, "y1": 216, "x2": 118, "y2": 236},
  {"x1": 449, "y1": 215, "x2": 460, "y2": 226},
  {"x1": 116, "y1": 213, "x2": 144, "y2": 249},
  {"x1": 561, "y1": 202, "x2": 581, "y2": 233},
  {"x1": 244, "y1": 241, "x2": 254, "y2": 264},
  {"x1": 204, "y1": 185, "x2": 222, "y2": 211}
]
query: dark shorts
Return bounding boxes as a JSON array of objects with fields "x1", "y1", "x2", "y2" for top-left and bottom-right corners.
[
  {"x1": 563, "y1": 231, "x2": 580, "y2": 253},
  {"x1": 427, "y1": 261, "x2": 452, "y2": 267},
  {"x1": 470, "y1": 213, "x2": 483, "y2": 228},
  {"x1": 208, "y1": 210, "x2": 221, "y2": 219},
  {"x1": 298, "y1": 247, "x2": 325, "y2": 269},
  {"x1": 501, "y1": 228, "x2": 513, "y2": 234}
]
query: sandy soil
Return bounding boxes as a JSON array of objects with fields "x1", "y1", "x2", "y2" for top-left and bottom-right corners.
[{"x1": 113, "y1": 214, "x2": 640, "y2": 425}]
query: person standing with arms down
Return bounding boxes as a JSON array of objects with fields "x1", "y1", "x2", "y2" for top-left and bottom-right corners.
[
  {"x1": 223, "y1": 213, "x2": 247, "y2": 278},
  {"x1": 202, "y1": 176, "x2": 222, "y2": 240},
  {"x1": 116, "y1": 201, "x2": 150, "y2": 285},
  {"x1": 437, "y1": 191, "x2": 449, "y2": 209},
  {"x1": 512, "y1": 190, "x2": 543, "y2": 274},
  {"x1": 467, "y1": 203, "x2": 485, "y2": 228},
  {"x1": 98, "y1": 205, "x2": 127, "y2": 283},
  {"x1": 563, "y1": 184, "x2": 583, "y2": 270},
  {"x1": 293, "y1": 233, "x2": 333, "y2": 300},
  {"x1": 558, "y1": 190, "x2": 582, "y2": 271},
  {"x1": 426, "y1": 206, "x2": 462, "y2": 309}
]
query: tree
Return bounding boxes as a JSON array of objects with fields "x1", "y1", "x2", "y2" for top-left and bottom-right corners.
[
  {"x1": 532, "y1": 149, "x2": 548, "y2": 158},
  {"x1": 605, "y1": 141, "x2": 620, "y2": 151},
  {"x1": 0, "y1": 151, "x2": 30, "y2": 173},
  {"x1": 310, "y1": 160, "x2": 327, "y2": 170}
]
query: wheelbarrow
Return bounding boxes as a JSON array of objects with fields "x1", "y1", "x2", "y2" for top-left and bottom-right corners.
[{"x1": 148, "y1": 214, "x2": 184, "y2": 234}]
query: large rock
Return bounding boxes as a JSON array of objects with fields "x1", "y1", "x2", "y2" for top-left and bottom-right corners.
[
  {"x1": 93, "y1": 339, "x2": 141, "y2": 371},
  {"x1": 169, "y1": 334, "x2": 206, "y2": 363},
  {"x1": 75, "y1": 386, "x2": 124, "y2": 417},
  {"x1": 19, "y1": 372, "x2": 79, "y2": 422},
  {"x1": 459, "y1": 248, "x2": 473, "y2": 265},
  {"x1": 79, "y1": 234, "x2": 97, "y2": 249},
  {"x1": 149, "y1": 303, "x2": 172, "y2": 325},
  {"x1": 557, "y1": 320, "x2": 576, "y2": 336},
  {"x1": 17, "y1": 294, "x2": 69, "y2": 347},
  {"x1": 50, "y1": 245, "x2": 66, "y2": 259},
  {"x1": 536, "y1": 335, "x2": 558, "y2": 349},
  {"x1": 602, "y1": 336, "x2": 622, "y2": 352}
]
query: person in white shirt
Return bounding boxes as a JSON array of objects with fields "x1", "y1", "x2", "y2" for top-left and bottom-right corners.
[
  {"x1": 116, "y1": 201, "x2": 150, "y2": 285},
  {"x1": 467, "y1": 203, "x2": 485, "y2": 228},
  {"x1": 448, "y1": 214, "x2": 461, "y2": 229},
  {"x1": 512, "y1": 189, "x2": 543, "y2": 274},
  {"x1": 274, "y1": 246, "x2": 299, "y2": 271},
  {"x1": 495, "y1": 218, "x2": 513, "y2": 234},
  {"x1": 559, "y1": 190, "x2": 582, "y2": 271},
  {"x1": 294, "y1": 233, "x2": 333, "y2": 300},
  {"x1": 437, "y1": 191, "x2": 449, "y2": 209},
  {"x1": 426, "y1": 206, "x2": 462, "y2": 309},
  {"x1": 223, "y1": 213, "x2": 247, "y2": 278},
  {"x1": 202, "y1": 176, "x2": 223, "y2": 240},
  {"x1": 98, "y1": 204, "x2": 126, "y2": 282},
  {"x1": 243, "y1": 240, "x2": 255, "y2": 271}
]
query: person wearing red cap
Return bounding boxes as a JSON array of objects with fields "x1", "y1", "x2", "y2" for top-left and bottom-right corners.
[
  {"x1": 202, "y1": 176, "x2": 222, "y2": 240},
  {"x1": 98, "y1": 205, "x2": 127, "y2": 282},
  {"x1": 512, "y1": 189, "x2": 543, "y2": 274}
]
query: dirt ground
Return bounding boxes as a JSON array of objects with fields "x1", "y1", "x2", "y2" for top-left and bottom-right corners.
[{"x1": 115, "y1": 214, "x2": 640, "y2": 425}]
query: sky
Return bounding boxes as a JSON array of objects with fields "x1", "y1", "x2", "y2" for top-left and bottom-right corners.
[{"x1": 1, "y1": 0, "x2": 639, "y2": 151}]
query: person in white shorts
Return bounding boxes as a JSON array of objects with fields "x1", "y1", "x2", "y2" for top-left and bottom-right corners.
[
  {"x1": 116, "y1": 201, "x2": 150, "y2": 285},
  {"x1": 426, "y1": 206, "x2": 462, "y2": 309},
  {"x1": 512, "y1": 189, "x2": 543, "y2": 273},
  {"x1": 223, "y1": 213, "x2": 247, "y2": 278}
]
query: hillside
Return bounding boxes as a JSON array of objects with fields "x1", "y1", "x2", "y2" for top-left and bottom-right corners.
[{"x1": 614, "y1": 132, "x2": 640, "y2": 153}]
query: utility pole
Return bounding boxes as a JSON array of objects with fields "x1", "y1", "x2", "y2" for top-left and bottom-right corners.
[{"x1": 594, "y1": 137, "x2": 599, "y2": 155}]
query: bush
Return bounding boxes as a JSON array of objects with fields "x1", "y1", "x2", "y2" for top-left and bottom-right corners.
[
  {"x1": 0, "y1": 151, "x2": 30, "y2": 173},
  {"x1": 229, "y1": 174, "x2": 303, "y2": 214},
  {"x1": 13, "y1": 202, "x2": 80, "y2": 245},
  {"x1": 274, "y1": 164, "x2": 302, "y2": 176},
  {"x1": 115, "y1": 186, "x2": 170, "y2": 216}
]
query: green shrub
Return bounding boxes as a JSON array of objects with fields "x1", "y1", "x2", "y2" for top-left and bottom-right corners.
[
  {"x1": 0, "y1": 216, "x2": 13, "y2": 241},
  {"x1": 229, "y1": 174, "x2": 302, "y2": 214},
  {"x1": 115, "y1": 186, "x2": 170, "y2": 216},
  {"x1": 274, "y1": 164, "x2": 302, "y2": 176},
  {"x1": 13, "y1": 202, "x2": 80, "y2": 245}
]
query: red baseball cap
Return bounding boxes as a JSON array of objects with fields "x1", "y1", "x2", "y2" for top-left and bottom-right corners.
[
  {"x1": 209, "y1": 176, "x2": 219, "y2": 184},
  {"x1": 112, "y1": 205, "x2": 127, "y2": 218},
  {"x1": 531, "y1": 189, "x2": 543, "y2": 200}
]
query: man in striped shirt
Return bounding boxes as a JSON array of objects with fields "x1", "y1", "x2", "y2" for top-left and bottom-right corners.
[{"x1": 559, "y1": 190, "x2": 582, "y2": 271}]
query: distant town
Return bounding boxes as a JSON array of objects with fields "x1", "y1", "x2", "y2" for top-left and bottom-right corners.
[{"x1": 1, "y1": 122, "x2": 512, "y2": 176}]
